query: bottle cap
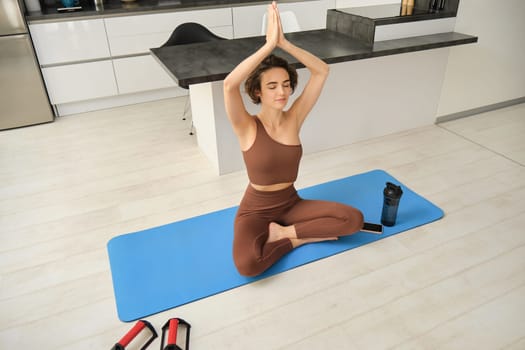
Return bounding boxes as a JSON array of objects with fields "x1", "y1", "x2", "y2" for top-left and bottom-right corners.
[{"x1": 384, "y1": 182, "x2": 403, "y2": 198}]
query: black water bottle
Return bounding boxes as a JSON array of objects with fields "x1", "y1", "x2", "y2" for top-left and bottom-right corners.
[{"x1": 381, "y1": 182, "x2": 403, "y2": 226}]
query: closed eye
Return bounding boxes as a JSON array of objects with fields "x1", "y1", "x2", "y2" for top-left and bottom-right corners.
[{"x1": 266, "y1": 81, "x2": 291, "y2": 89}]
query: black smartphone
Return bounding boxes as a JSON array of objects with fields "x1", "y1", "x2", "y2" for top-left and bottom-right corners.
[{"x1": 362, "y1": 222, "x2": 383, "y2": 234}]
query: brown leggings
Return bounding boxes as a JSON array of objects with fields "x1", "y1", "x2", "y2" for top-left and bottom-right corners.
[{"x1": 233, "y1": 184, "x2": 364, "y2": 277}]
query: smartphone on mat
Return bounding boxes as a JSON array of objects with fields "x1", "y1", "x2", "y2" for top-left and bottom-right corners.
[{"x1": 362, "y1": 222, "x2": 383, "y2": 234}]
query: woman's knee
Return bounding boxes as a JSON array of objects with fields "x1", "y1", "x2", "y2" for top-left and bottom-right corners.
[
  {"x1": 234, "y1": 254, "x2": 264, "y2": 277},
  {"x1": 233, "y1": 237, "x2": 292, "y2": 277},
  {"x1": 355, "y1": 209, "x2": 364, "y2": 229},
  {"x1": 345, "y1": 205, "x2": 364, "y2": 231}
]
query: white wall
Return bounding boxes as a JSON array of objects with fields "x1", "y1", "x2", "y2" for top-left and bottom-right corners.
[
  {"x1": 437, "y1": 0, "x2": 525, "y2": 117},
  {"x1": 333, "y1": 0, "x2": 525, "y2": 116}
]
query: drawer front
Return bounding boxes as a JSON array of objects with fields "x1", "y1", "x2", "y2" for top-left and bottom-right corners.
[
  {"x1": 42, "y1": 60, "x2": 117, "y2": 104},
  {"x1": 105, "y1": 8, "x2": 233, "y2": 56},
  {"x1": 107, "y1": 25, "x2": 233, "y2": 56},
  {"x1": 29, "y1": 19, "x2": 111, "y2": 65},
  {"x1": 113, "y1": 55, "x2": 179, "y2": 94}
]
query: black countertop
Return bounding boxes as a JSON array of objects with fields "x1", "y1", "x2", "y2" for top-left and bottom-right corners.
[{"x1": 151, "y1": 30, "x2": 478, "y2": 89}]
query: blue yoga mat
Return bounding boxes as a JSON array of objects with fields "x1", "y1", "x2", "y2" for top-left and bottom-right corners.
[{"x1": 107, "y1": 169, "x2": 443, "y2": 322}]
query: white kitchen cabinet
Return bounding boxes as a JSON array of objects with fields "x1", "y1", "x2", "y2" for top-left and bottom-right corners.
[
  {"x1": 26, "y1": 1, "x2": 334, "y2": 114},
  {"x1": 104, "y1": 8, "x2": 233, "y2": 56},
  {"x1": 29, "y1": 19, "x2": 110, "y2": 65},
  {"x1": 232, "y1": 0, "x2": 336, "y2": 38},
  {"x1": 113, "y1": 55, "x2": 181, "y2": 94},
  {"x1": 42, "y1": 60, "x2": 117, "y2": 104}
]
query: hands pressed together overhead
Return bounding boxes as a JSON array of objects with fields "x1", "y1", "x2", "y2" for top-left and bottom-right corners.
[
  {"x1": 223, "y1": 0, "x2": 329, "y2": 140},
  {"x1": 265, "y1": 1, "x2": 288, "y2": 49}
]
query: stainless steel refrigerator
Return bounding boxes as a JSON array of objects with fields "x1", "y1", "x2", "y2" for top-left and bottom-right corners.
[{"x1": 0, "y1": 0, "x2": 54, "y2": 130}]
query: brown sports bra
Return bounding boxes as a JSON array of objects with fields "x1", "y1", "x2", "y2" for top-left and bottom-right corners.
[{"x1": 242, "y1": 117, "x2": 303, "y2": 186}]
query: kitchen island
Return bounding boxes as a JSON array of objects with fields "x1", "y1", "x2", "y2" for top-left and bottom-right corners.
[{"x1": 150, "y1": 5, "x2": 477, "y2": 175}]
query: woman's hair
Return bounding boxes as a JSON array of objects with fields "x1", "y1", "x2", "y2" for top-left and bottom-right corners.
[{"x1": 244, "y1": 54, "x2": 298, "y2": 104}]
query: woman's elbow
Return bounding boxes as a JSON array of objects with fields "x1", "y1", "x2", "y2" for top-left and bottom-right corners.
[
  {"x1": 223, "y1": 76, "x2": 238, "y2": 92},
  {"x1": 321, "y1": 62, "x2": 330, "y2": 77},
  {"x1": 313, "y1": 62, "x2": 329, "y2": 80},
  {"x1": 223, "y1": 78, "x2": 231, "y2": 91}
]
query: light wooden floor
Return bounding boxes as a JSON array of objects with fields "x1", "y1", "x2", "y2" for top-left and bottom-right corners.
[{"x1": 1, "y1": 98, "x2": 524, "y2": 349}]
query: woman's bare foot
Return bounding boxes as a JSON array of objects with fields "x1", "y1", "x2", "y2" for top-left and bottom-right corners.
[
  {"x1": 268, "y1": 222, "x2": 338, "y2": 247},
  {"x1": 290, "y1": 237, "x2": 338, "y2": 248},
  {"x1": 267, "y1": 222, "x2": 296, "y2": 243}
]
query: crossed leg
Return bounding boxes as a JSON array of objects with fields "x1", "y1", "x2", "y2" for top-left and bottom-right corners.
[
  {"x1": 233, "y1": 196, "x2": 363, "y2": 276},
  {"x1": 268, "y1": 198, "x2": 364, "y2": 247}
]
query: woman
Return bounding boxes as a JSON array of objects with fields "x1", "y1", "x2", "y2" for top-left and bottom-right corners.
[{"x1": 224, "y1": 2, "x2": 364, "y2": 277}]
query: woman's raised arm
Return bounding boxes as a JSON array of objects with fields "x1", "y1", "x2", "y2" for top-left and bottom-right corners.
[
  {"x1": 275, "y1": 6, "x2": 329, "y2": 127},
  {"x1": 223, "y1": 3, "x2": 280, "y2": 139}
]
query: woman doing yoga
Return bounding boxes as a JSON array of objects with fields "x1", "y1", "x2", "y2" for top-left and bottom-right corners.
[{"x1": 224, "y1": 2, "x2": 364, "y2": 277}]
